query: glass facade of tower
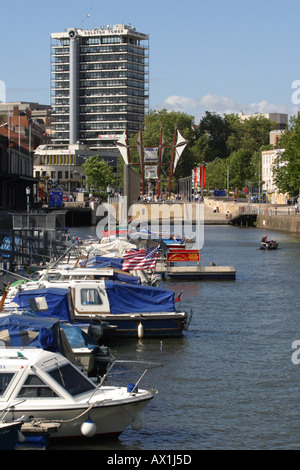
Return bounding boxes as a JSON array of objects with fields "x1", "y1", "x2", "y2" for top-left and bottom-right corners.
[{"x1": 50, "y1": 25, "x2": 149, "y2": 153}]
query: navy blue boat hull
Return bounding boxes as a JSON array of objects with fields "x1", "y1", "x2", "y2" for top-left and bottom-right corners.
[
  {"x1": 0, "y1": 422, "x2": 22, "y2": 450},
  {"x1": 100, "y1": 313, "x2": 188, "y2": 337}
]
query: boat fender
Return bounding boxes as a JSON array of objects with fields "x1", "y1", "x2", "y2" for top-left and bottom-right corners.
[
  {"x1": 81, "y1": 419, "x2": 97, "y2": 437},
  {"x1": 138, "y1": 321, "x2": 144, "y2": 339}
]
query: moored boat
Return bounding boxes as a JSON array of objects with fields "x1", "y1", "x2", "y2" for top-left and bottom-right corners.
[
  {"x1": 0, "y1": 348, "x2": 157, "y2": 440},
  {"x1": 0, "y1": 421, "x2": 23, "y2": 450},
  {"x1": 0, "y1": 307, "x2": 110, "y2": 377},
  {"x1": 8, "y1": 280, "x2": 190, "y2": 338}
]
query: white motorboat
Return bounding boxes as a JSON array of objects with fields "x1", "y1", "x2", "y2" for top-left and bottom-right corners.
[{"x1": 0, "y1": 348, "x2": 157, "y2": 440}]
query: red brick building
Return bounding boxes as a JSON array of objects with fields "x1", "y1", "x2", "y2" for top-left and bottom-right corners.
[{"x1": 0, "y1": 106, "x2": 42, "y2": 210}]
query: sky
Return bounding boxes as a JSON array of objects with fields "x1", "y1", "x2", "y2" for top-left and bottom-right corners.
[{"x1": 1, "y1": 0, "x2": 300, "y2": 123}]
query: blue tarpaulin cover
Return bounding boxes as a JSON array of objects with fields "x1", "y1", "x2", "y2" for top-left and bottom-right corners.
[
  {"x1": 81, "y1": 256, "x2": 141, "y2": 284},
  {"x1": 104, "y1": 280, "x2": 175, "y2": 314},
  {"x1": 60, "y1": 323, "x2": 98, "y2": 350},
  {"x1": 82, "y1": 256, "x2": 123, "y2": 270},
  {"x1": 0, "y1": 314, "x2": 62, "y2": 351},
  {"x1": 112, "y1": 271, "x2": 141, "y2": 284},
  {"x1": 11, "y1": 288, "x2": 74, "y2": 322}
]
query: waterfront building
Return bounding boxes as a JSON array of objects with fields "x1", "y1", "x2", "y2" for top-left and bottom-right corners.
[
  {"x1": 261, "y1": 148, "x2": 288, "y2": 204},
  {"x1": 0, "y1": 132, "x2": 36, "y2": 212},
  {"x1": 0, "y1": 102, "x2": 52, "y2": 142},
  {"x1": 50, "y1": 24, "x2": 149, "y2": 160},
  {"x1": 33, "y1": 142, "x2": 118, "y2": 199}
]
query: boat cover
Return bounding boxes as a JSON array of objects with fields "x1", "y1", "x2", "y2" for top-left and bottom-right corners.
[
  {"x1": 112, "y1": 271, "x2": 141, "y2": 284},
  {"x1": 60, "y1": 323, "x2": 99, "y2": 350},
  {"x1": 11, "y1": 287, "x2": 75, "y2": 322},
  {"x1": 81, "y1": 255, "x2": 124, "y2": 270},
  {"x1": 80, "y1": 256, "x2": 141, "y2": 284},
  {"x1": 0, "y1": 313, "x2": 64, "y2": 352},
  {"x1": 104, "y1": 280, "x2": 175, "y2": 314}
]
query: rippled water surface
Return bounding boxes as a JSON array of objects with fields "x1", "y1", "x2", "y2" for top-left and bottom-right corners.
[{"x1": 51, "y1": 224, "x2": 300, "y2": 450}]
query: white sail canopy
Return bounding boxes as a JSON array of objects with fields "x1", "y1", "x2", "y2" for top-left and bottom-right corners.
[
  {"x1": 174, "y1": 130, "x2": 187, "y2": 171},
  {"x1": 116, "y1": 132, "x2": 129, "y2": 164}
]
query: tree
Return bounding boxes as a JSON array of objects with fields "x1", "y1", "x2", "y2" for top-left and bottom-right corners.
[
  {"x1": 82, "y1": 155, "x2": 115, "y2": 191},
  {"x1": 273, "y1": 112, "x2": 300, "y2": 197},
  {"x1": 196, "y1": 111, "x2": 233, "y2": 161},
  {"x1": 227, "y1": 149, "x2": 252, "y2": 189},
  {"x1": 205, "y1": 157, "x2": 228, "y2": 189}
]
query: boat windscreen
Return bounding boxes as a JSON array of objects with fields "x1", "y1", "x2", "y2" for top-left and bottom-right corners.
[
  {"x1": 48, "y1": 363, "x2": 95, "y2": 396},
  {"x1": 0, "y1": 372, "x2": 15, "y2": 396}
]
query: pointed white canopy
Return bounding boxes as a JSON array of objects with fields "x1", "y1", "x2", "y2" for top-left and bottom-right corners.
[
  {"x1": 116, "y1": 132, "x2": 129, "y2": 164},
  {"x1": 174, "y1": 130, "x2": 188, "y2": 171}
]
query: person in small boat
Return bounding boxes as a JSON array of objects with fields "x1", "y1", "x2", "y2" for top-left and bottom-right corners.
[{"x1": 261, "y1": 235, "x2": 268, "y2": 243}]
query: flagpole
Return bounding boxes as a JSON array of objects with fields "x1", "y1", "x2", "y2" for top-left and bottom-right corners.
[
  {"x1": 139, "y1": 127, "x2": 145, "y2": 195},
  {"x1": 168, "y1": 126, "x2": 177, "y2": 198},
  {"x1": 157, "y1": 124, "x2": 163, "y2": 199}
]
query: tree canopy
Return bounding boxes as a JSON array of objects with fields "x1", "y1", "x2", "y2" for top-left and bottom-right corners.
[
  {"x1": 125, "y1": 109, "x2": 276, "y2": 192},
  {"x1": 118, "y1": 108, "x2": 300, "y2": 195},
  {"x1": 82, "y1": 155, "x2": 115, "y2": 191},
  {"x1": 273, "y1": 112, "x2": 300, "y2": 197}
]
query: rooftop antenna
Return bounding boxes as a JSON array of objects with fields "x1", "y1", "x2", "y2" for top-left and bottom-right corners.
[{"x1": 81, "y1": 7, "x2": 92, "y2": 24}]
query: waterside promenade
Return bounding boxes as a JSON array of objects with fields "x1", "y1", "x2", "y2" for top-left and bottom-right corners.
[
  {"x1": 126, "y1": 199, "x2": 300, "y2": 234},
  {"x1": 63, "y1": 198, "x2": 300, "y2": 233}
]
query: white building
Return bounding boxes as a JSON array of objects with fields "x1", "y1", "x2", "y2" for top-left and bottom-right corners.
[
  {"x1": 261, "y1": 149, "x2": 288, "y2": 204},
  {"x1": 50, "y1": 24, "x2": 149, "y2": 156},
  {"x1": 33, "y1": 143, "x2": 117, "y2": 197},
  {"x1": 238, "y1": 112, "x2": 288, "y2": 129}
]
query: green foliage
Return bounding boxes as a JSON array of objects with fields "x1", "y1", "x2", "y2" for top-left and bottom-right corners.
[
  {"x1": 227, "y1": 149, "x2": 252, "y2": 188},
  {"x1": 195, "y1": 112, "x2": 274, "y2": 190},
  {"x1": 196, "y1": 111, "x2": 233, "y2": 160},
  {"x1": 273, "y1": 112, "x2": 300, "y2": 197},
  {"x1": 206, "y1": 158, "x2": 228, "y2": 189},
  {"x1": 226, "y1": 114, "x2": 274, "y2": 155},
  {"x1": 124, "y1": 108, "x2": 280, "y2": 192},
  {"x1": 82, "y1": 155, "x2": 115, "y2": 191}
]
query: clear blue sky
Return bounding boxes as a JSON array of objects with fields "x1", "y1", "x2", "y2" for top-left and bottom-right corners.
[{"x1": 1, "y1": 0, "x2": 300, "y2": 123}]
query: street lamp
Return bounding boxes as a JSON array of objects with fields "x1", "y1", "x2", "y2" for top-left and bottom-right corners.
[
  {"x1": 107, "y1": 185, "x2": 113, "y2": 240},
  {"x1": 26, "y1": 186, "x2": 31, "y2": 228}
]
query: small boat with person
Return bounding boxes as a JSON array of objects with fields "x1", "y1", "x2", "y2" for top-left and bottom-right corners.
[{"x1": 260, "y1": 236, "x2": 279, "y2": 250}]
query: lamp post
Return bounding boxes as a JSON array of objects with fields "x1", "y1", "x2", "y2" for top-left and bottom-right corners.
[
  {"x1": 107, "y1": 185, "x2": 113, "y2": 240},
  {"x1": 26, "y1": 186, "x2": 31, "y2": 228}
]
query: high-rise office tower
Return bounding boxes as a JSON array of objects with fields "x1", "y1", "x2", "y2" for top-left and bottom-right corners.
[{"x1": 50, "y1": 24, "x2": 149, "y2": 157}]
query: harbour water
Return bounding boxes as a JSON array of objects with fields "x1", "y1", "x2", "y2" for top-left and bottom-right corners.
[{"x1": 50, "y1": 223, "x2": 300, "y2": 450}]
